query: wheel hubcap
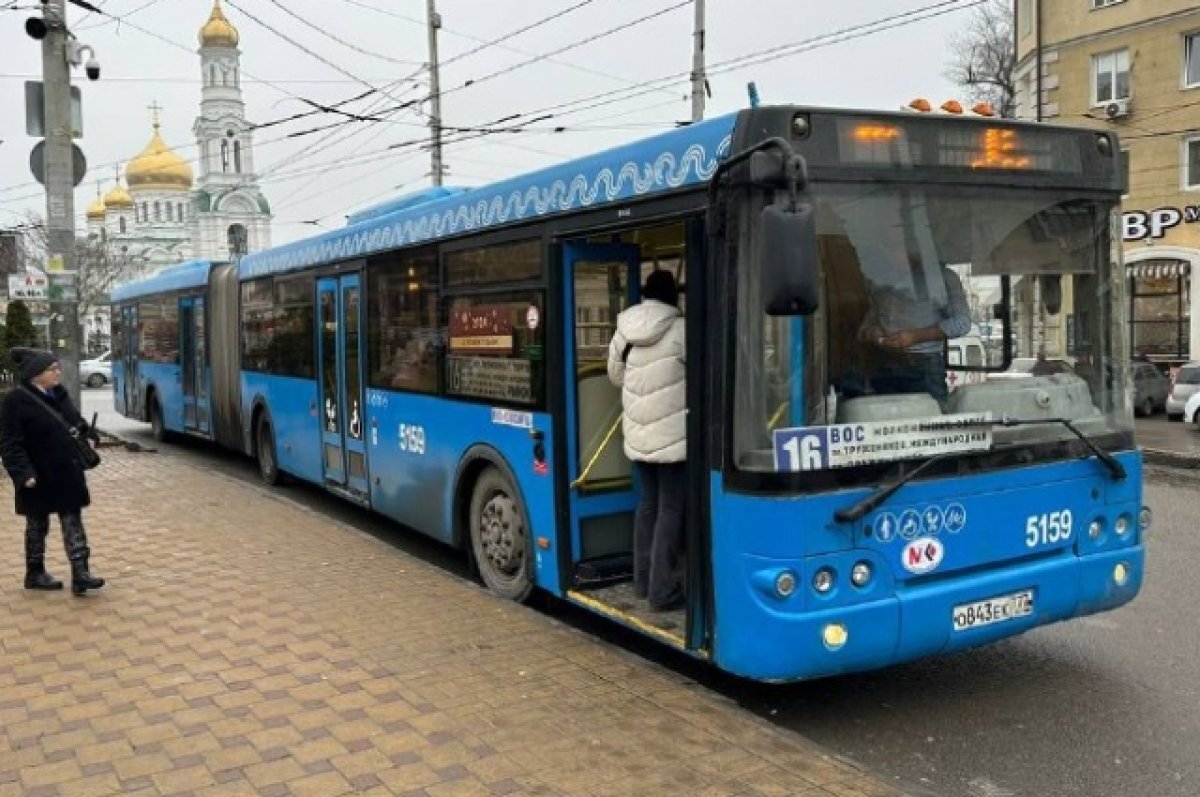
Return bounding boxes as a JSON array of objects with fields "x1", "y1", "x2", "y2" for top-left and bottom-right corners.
[{"x1": 479, "y1": 493, "x2": 524, "y2": 578}]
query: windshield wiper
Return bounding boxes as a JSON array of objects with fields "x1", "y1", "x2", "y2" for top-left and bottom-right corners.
[
  {"x1": 832, "y1": 416, "x2": 1126, "y2": 525},
  {"x1": 834, "y1": 452, "x2": 959, "y2": 524},
  {"x1": 917, "y1": 416, "x2": 1126, "y2": 482}
]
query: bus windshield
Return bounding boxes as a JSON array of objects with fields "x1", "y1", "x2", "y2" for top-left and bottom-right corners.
[{"x1": 733, "y1": 183, "x2": 1132, "y2": 478}]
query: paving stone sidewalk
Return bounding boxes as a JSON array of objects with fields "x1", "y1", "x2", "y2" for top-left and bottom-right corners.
[{"x1": 0, "y1": 448, "x2": 909, "y2": 797}]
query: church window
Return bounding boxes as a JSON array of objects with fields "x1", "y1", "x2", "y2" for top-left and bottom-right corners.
[
  {"x1": 178, "y1": 203, "x2": 186, "y2": 221},
  {"x1": 165, "y1": 203, "x2": 173, "y2": 222},
  {"x1": 154, "y1": 202, "x2": 161, "y2": 221},
  {"x1": 221, "y1": 140, "x2": 230, "y2": 172},
  {"x1": 119, "y1": 217, "x2": 126, "y2": 234},
  {"x1": 209, "y1": 64, "x2": 217, "y2": 86},
  {"x1": 228, "y1": 224, "x2": 248, "y2": 257},
  {"x1": 234, "y1": 141, "x2": 242, "y2": 173}
]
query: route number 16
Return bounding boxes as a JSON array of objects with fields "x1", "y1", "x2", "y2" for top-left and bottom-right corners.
[{"x1": 1025, "y1": 510, "x2": 1073, "y2": 548}]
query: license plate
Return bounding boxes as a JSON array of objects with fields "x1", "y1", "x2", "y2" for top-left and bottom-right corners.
[{"x1": 952, "y1": 589, "x2": 1034, "y2": 632}]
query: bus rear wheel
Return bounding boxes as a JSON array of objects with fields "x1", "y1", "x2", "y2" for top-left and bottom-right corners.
[
  {"x1": 469, "y1": 466, "x2": 533, "y2": 602},
  {"x1": 149, "y1": 398, "x2": 169, "y2": 442},
  {"x1": 256, "y1": 416, "x2": 283, "y2": 486}
]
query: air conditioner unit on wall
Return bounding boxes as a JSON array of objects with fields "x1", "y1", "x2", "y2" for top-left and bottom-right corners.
[{"x1": 1104, "y1": 98, "x2": 1131, "y2": 119}]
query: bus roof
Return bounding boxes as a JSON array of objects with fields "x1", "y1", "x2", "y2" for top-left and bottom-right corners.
[
  {"x1": 238, "y1": 113, "x2": 737, "y2": 281},
  {"x1": 110, "y1": 259, "x2": 217, "y2": 302}
]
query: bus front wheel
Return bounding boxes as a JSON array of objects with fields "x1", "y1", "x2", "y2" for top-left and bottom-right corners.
[
  {"x1": 256, "y1": 416, "x2": 283, "y2": 486},
  {"x1": 469, "y1": 466, "x2": 533, "y2": 602}
]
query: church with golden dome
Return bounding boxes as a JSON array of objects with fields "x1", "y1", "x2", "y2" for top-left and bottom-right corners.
[{"x1": 86, "y1": 0, "x2": 271, "y2": 271}]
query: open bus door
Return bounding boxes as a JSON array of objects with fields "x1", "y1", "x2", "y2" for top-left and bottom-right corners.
[
  {"x1": 179, "y1": 296, "x2": 211, "y2": 434},
  {"x1": 317, "y1": 275, "x2": 370, "y2": 504},
  {"x1": 560, "y1": 238, "x2": 694, "y2": 647}
]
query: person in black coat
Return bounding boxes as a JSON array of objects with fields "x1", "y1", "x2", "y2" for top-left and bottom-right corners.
[{"x1": 0, "y1": 348, "x2": 105, "y2": 594}]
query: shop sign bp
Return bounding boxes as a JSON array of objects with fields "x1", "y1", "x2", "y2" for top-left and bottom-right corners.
[{"x1": 772, "y1": 413, "x2": 993, "y2": 472}]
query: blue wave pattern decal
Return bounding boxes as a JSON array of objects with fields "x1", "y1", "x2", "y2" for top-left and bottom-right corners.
[{"x1": 241, "y1": 115, "x2": 736, "y2": 279}]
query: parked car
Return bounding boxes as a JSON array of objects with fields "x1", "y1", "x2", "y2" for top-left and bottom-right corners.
[
  {"x1": 1184, "y1": 390, "x2": 1200, "y2": 426},
  {"x1": 79, "y1": 351, "x2": 111, "y2": 388},
  {"x1": 1166, "y1": 362, "x2": 1200, "y2": 421},
  {"x1": 1131, "y1": 362, "x2": 1170, "y2": 416},
  {"x1": 989, "y1": 357, "x2": 1075, "y2": 380}
]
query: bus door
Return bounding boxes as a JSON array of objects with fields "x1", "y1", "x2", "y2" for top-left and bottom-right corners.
[
  {"x1": 120, "y1": 304, "x2": 140, "y2": 417},
  {"x1": 179, "y1": 296, "x2": 211, "y2": 434},
  {"x1": 317, "y1": 275, "x2": 369, "y2": 503},
  {"x1": 562, "y1": 242, "x2": 642, "y2": 587}
]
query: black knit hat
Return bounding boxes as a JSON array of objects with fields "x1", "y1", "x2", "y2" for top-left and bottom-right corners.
[{"x1": 11, "y1": 347, "x2": 58, "y2": 381}]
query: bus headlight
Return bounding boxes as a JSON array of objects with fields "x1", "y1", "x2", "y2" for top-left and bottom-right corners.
[
  {"x1": 850, "y1": 561, "x2": 872, "y2": 588},
  {"x1": 1089, "y1": 520, "x2": 1103, "y2": 540},
  {"x1": 774, "y1": 570, "x2": 797, "y2": 598},
  {"x1": 822, "y1": 623, "x2": 848, "y2": 650},
  {"x1": 1115, "y1": 515, "x2": 1130, "y2": 537},
  {"x1": 813, "y1": 568, "x2": 836, "y2": 595}
]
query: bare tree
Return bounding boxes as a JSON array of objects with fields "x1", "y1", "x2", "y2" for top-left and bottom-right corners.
[
  {"x1": 945, "y1": 0, "x2": 1016, "y2": 118},
  {"x1": 16, "y1": 212, "x2": 143, "y2": 322}
]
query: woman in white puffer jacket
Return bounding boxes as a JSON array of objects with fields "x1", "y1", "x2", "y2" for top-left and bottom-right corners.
[{"x1": 607, "y1": 270, "x2": 686, "y2": 612}]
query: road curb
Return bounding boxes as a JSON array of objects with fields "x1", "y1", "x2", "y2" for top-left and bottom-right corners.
[{"x1": 1142, "y1": 447, "x2": 1200, "y2": 470}]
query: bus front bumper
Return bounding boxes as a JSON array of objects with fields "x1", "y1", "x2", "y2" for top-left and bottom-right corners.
[{"x1": 715, "y1": 546, "x2": 1143, "y2": 682}]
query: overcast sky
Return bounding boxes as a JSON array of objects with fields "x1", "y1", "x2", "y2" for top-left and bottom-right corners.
[{"x1": 1, "y1": 0, "x2": 976, "y2": 246}]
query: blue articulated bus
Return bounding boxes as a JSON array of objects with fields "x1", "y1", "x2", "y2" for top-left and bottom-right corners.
[{"x1": 112, "y1": 105, "x2": 1148, "y2": 681}]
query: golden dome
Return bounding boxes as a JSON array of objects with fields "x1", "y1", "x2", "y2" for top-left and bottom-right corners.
[
  {"x1": 86, "y1": 187, "x2": 106, "y2": 220},
  {"x1": 126, "y1": 123, "x2": 194, "y2": 191},
  {"x1": 199, "y1": 0, "x2": 239, "y2": 48},
  {"x1": 103, "y1": 181, "x2": 134, "y2": 209}
]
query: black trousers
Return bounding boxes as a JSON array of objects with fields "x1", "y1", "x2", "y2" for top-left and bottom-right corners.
[
  {"x1": 633, "y1": 461, "x2": 686, "y2": 609},
  {"x1": 25, "y1": 512, "x2": 90, "y2": 566}
]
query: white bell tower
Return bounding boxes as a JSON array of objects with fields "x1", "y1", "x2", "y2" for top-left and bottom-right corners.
[{"x1": 191, "y1": 0, "x2": 271, "y2": 261}]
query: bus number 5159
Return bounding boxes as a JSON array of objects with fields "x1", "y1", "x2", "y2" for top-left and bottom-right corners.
[{"x1": 1025, "y1": 510, "x2": 1072, "y2": 548}]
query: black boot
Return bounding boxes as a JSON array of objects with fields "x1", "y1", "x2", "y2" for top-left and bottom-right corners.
[
  {"x1": 24, "y1": 560, "x2": 63, "y2": 590},
  {"x1": 71, "y1": 559, "x2": 105, "y2": 596}
]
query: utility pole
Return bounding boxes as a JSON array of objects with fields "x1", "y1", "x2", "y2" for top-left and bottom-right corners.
[
  {"x1": 690, "y1": 0, "x2": 706, "y2": 123},
  {"x1": 426, "y1": 0, "x2": 444, "y2": 186},
  {"x1": 41, "y1": 0, "x2": 82, "y2": 405}
]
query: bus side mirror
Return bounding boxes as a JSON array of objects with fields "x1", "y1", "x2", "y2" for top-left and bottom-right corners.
[{"x1": 761, "y1": 202, "x2": 820, "y2": 316}]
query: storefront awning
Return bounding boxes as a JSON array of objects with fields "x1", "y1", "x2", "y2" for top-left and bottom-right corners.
[{"x1": 1127, "y1": 259, "x2": 1191, "y2": 279}]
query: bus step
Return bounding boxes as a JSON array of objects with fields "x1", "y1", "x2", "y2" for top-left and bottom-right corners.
[{"x1": 574, "y1": 553, "x2": 633, "y2": 587}]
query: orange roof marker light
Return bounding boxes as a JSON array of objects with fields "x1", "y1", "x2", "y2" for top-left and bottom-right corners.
[
  {"x1": 908, "y1": 98, "x2": 932, "y2": 112},
  {"x1": 972, "y1": 102, "x2": 997, "y2": 117},
  {"x1": 853, "y1": 124, "x2": 902, "y2": 142},
  {"x1": 940, "y1": 100, "x2": 964, "y2": 114}
]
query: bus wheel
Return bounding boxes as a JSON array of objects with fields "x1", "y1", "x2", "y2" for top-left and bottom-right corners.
[
  {"x1": 469, "y1": 467, "x2": 533, "y2": 602},
  {"x1": 256, "y1": 416, "x2": 283, "y2": 486},
  {"x1": 149, "y1": 398, "x2": 169, "y2": 442}
]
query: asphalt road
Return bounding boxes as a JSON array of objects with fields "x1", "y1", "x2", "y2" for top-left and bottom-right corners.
[{"x1": 85, "y1": 390, "x2": 1199, "y2": 797}]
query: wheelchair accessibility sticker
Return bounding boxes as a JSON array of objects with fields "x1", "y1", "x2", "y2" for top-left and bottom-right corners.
[{"x1": 872, "y1": 501, "x2": 968, "y2": 542}]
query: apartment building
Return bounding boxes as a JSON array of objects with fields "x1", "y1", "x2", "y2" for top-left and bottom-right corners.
[{"x1": 1014, "y1": 0, "x2": 1200, "y2": 368}]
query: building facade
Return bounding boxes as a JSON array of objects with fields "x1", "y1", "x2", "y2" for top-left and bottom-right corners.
[
  {"x1": 85, "y1": 0, "x2": 270, "y2": 274},
  {"x1": 1015, "y1": 0, "x2": 1200, "y2": 369}
]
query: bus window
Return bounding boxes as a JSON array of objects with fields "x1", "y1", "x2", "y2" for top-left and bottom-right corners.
[
  {"x1": 445, "y1": 291, "x2": 545, "y2": 407},
  {"x1": 241, "y1": 278, "x2": 275, "y2": 374},
  {"x1": 138, "y1": 298, "x2": 180, "y2": 364},
  {"x1": 444, "y1": 239, "x2": 542, "y2": 287},
  {"x1": 367, "y1": 247, "x2": 439, "y2": 393},
  {"x1": 240, "y1": 277, "x2": 315, "y2": 378}
]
